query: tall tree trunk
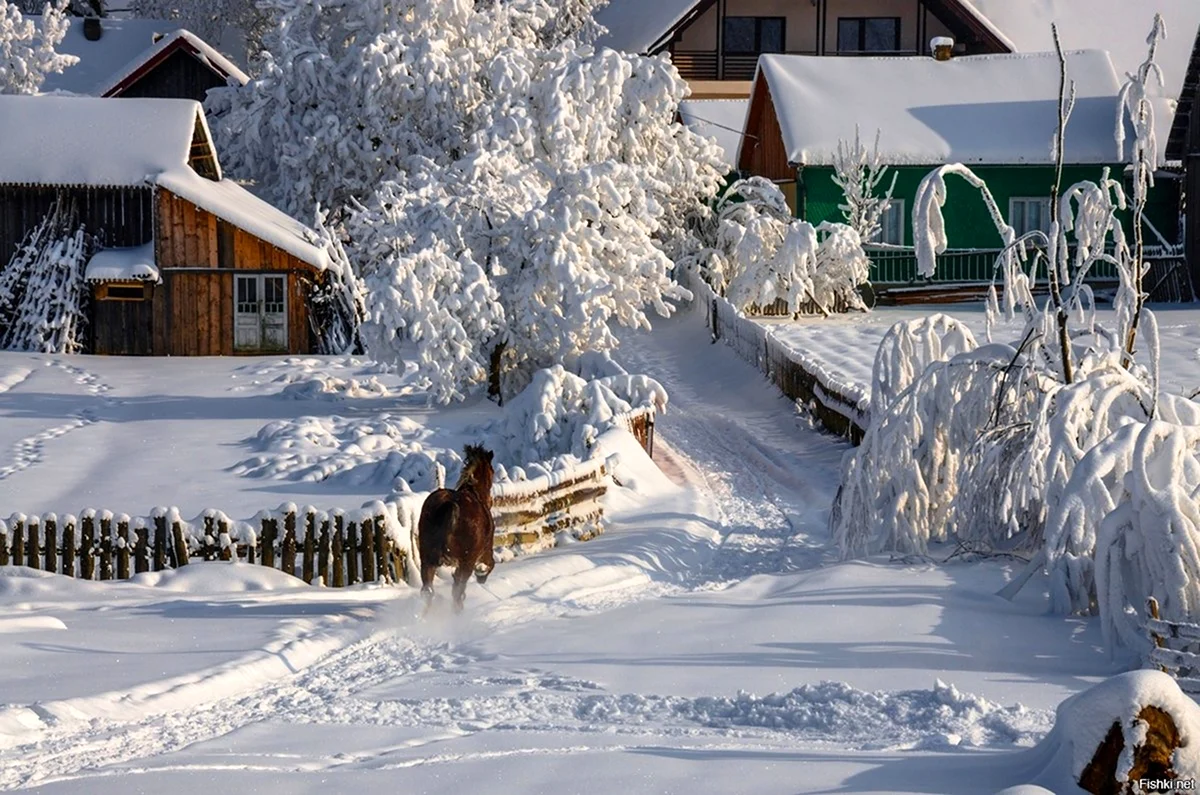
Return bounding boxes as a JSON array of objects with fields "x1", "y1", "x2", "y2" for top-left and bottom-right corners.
[{"x1": 488, "y1": 340, "x2": 507, "y2": 406}]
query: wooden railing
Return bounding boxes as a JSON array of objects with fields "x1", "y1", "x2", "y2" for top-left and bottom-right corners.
[
  {"x1": 1145, "y1": 597, "x2": 1200, "y2": 693},
  {"x1": 670, "y1": 49, "x2": 817, "y2": 81}
]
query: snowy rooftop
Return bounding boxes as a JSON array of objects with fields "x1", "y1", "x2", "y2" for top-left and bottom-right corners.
[
  {"x1": 84, "y1": 243, "x2": 159, "y2": 283},
  {"x1": 0, "y1": 95, "x2": 205, "y2": 186},
  {"x1": 754, "y1": 50, "x2": 1157, "y2": 167},
  {"x1": 38, "y1": 16, "x2": 183, "y2": 95},
  {"x1": 678, "y1": 99, "x2": 749, "y2": 169},
  {"x1": 594, "y1": 0, "x2": 698, "y2": 54},
  {"x1": 99, "y1": 28, "x2": 250, "y2": 97},
  {"x1": 960, "y1": 0, "x2": 1200, "y2": 101}
]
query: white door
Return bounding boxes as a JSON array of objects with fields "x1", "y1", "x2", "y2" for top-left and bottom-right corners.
[{"x1": 234, "y1": 274, "x2": 288, "y2": 353}]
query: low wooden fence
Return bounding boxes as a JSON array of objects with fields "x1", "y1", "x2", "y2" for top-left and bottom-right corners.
[
  {"x1": 493, "y1": 456, "x2": 610, "y2": 550},
  {"x1": 694, "y1": 277, "x2": 869, "y2": 442},
  {"x1": 1145, "y1": 597, "x2": 1200, "y2": 693},
  {"x1": 613, "y1": 406, "x2": 655, "y2": 457}
]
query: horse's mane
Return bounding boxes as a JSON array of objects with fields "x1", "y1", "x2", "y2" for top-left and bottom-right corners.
[{"x1": 456, "y1": 444, "x2": 494, "y2": 500}]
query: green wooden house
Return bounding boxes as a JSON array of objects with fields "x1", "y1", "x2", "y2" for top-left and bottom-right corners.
[{"x1": 737, "y1": 50, "x2": 1178, "y2": 287}]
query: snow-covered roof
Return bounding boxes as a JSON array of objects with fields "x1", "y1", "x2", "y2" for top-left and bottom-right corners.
[
  {"x1": 0, "y1": 95, "x2": 208, "y2": 186},
  {"x1": 678, "y1": 98, "x2": 749, "y2": 169},
  {"x1": 84, "y1": 243, "x2": 159, "y2": 283},
  {"x1": 753, "y1": 50, "x2": 1149, "y2": 167},
  {"x1": 99, "y1": 28, "x2": 250, "y2": 97},
  {"x1": 594, "y1": 0, "x2": 700, "y2": 54},
  {"x1": 960, "y1": 0, "x2": 1200, "y2": 102},
  {"x1": 37, "y1": 16, "x2": 183, "y2": 95},
  {"x1": 156, "y1": 171, "x2": 329, "y2": 271}
]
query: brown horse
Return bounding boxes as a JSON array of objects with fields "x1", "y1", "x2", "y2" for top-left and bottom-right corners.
[{"x1": 418, "y1": 444, "x2": 496, "y2": 612}]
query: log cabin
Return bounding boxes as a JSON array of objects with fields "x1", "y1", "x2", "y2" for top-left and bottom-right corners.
[{"x1": 0, "y1": 94, "x2": 331, "y2": 356}]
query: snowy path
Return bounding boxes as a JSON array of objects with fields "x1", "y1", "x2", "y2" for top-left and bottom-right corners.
[{"x1": 616, "y1": 307, "x2": 849, "y2": 584}]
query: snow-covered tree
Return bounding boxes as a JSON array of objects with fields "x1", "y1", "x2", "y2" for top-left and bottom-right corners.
[
  {"x1": 130, "y1": 0, "x2": 269, "y2": 63},
  {"x1": 305, "y1": 208, "x2": 365, "y2": 355},
  {"x1": 684, "y1": 176, "x2": 871, "y2": 316},
  {"x1": 831, "y1": 127, "x2": 896, "y2": 244},
  {"x1": 210, "y1": 0, "x2": 725, "y2": 403},
  {"x1": 0, "y1": 0, "x2": 77, "y2": 95},
  {"x1": 0, "y1": 198, "x2": 90, "y2": 353}
]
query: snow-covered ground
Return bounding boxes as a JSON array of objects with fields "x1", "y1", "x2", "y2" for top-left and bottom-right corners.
[
  {"x1": 762, "y1": 303, "x2": 1200, "y2": 401},
  {"x1": 0, "y1": 305, "x2": 1137, "y2": 792}
]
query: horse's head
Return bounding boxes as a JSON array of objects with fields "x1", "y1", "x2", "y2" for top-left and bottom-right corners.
[{"x1": 458, "y1": 444, "x2": 495, "y2": 498}]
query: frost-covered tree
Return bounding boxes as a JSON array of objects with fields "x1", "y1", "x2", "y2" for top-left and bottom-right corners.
[
  {"x1": 211, "y1": 0, "x2": 725, "y2": 403},
  {"x1": 831, "y1": 127, "x2": 896, "y2": 244},
  {"x1": 0, "y1": 0, "x2": 77, "y2": 95},
  {"x1": 0, "y1": 198, "x2": 90, "y2": 353},
  {"x1": 683, "y1": 176, "x2": 871, "y2": 316},
  {"x1": 130, "y1": 0, "x2": 269, "y2": 63}
]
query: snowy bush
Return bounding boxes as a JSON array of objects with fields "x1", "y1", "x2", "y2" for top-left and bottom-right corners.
[
  {"x1": 0, "y1": 0, "x2": 76, "y2": 94},
  {"x1": 0, "y1": 199, "x2": 89, "y2": 353},
  {"x1": 208, "y1": 0, "x2": 723, "y2": 403},
  {"x1": 831, "y1": 127, "x2": 896, "y2": 245},
  {"x1": 684, "y1": 177, "x2": 871, "y2": 316},
  {"x1": 305, "y1": 209, "x2": 365, "y2": 356}
]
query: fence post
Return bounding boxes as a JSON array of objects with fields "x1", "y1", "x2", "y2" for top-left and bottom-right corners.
[
  {"x1": 174, "y1": 518, "x2": 191, "y2": 566},
  {"x1": 374, "y1": 508, "x2": 392, "y2": 584},
  {"x1": 281, "y1": 508, "x2": 297, "y2": 578},
  {"x1": 117, "y1": 518, "x2": 130, "y2": 579},
  {"x1": 134, "y1": 518, "x2": 150, "y2": 574},
  {"x1": 318, "y1": 514, "x2": 331, "y2": 587},
  {"x1": 80, "y1": 514, "x2": 95, "y2": 579},
  {"x1": 345, "y1": 520, "x2": 359, "y2": 585},
  {"x1": 360, "y1": 515, "x2": 377, "y2": 582},
  {"x1": 0, "y1": 519, "x2": 7, "y2": 567},
  {"x1": 43, "y1": 515, "x2": 57, "y2": 574},
  {"x1": 98, "y1": 516, "x2": 113, "y2": 580},
  {"x1": 217, "y1": 516, "x2": 231, "y2": 562},
  {"x1": 12, "y1": 518, "x2": 24, "y2": 570},
  {"x1": 1148, "y1": 597, "x2": 1168, "y2": 674},
  {"x1": 302, "y1": 508, "x2": 316, "y2": 584},
  {"x1": 61, "y1": 515, "x2": 75, "y2": 577},
  {"x1": 25, "y1": 515, "x2": 39, "y2": 570},
  {"x1": 153, "y1": 514, "x2": 168, "y2": 571},
  {"x1": 332, "y1": 513, "x2": 345, "y2": 588}
]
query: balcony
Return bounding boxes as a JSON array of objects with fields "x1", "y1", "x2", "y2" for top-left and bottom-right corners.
[{"x1": 671, "y1": 50, "x2": 817, "y2": 82}]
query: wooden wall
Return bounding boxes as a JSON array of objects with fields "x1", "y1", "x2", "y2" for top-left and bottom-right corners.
[
  {"x1": 0, "y1": 185, "x2": 153, "y2": 267},
  {"x1": 137, "y1": 188, "x2": 316, "y2": 356},
  {"x1": 92, "y1": 289, "x2": 154, "y2": 355},
  {"x1": 1187, "y1": 84, "x2": 1200, "y2": 291},
  {"x1": 738, "y1": 79, "x2": 793, "y2": 181},
  {"x1": 114, "y1": 49, "x2": 229, "y2": 105}
]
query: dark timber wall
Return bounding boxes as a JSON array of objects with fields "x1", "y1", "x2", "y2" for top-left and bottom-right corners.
[
  {"x1": 0, "y1": 184, "x2": 154, "y2": 266},
  {"x1": 115, "y1": 49, "x2": 229, "y2": 104}
]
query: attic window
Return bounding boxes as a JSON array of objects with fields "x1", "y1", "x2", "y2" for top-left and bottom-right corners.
[{"x1": 188, "y1": 115, "x2": 221, "y2": 180}]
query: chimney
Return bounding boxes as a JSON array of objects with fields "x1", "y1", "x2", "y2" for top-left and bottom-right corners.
[
  {"x1": 83, "y1": 16, "x2": 102, "y2": 41},
  {"x1": 931, "y1": 36, "x2": 954, "y2": 61},
  {"x1": 153, "y1": 32, "x2": 166, "y2": 43}
]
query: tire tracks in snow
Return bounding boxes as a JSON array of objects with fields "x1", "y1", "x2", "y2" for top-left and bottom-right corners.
[{"x1": 0, "y1": 359, "x2": 115, "y2": 483}]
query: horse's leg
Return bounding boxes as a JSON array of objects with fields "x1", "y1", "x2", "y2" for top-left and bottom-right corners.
[
  {"x1": 451, "y1": 564, "x2": 472, "y2": 613},
  {"x1": 421, "y1": 562, "x2": 437, "y2": 611}
]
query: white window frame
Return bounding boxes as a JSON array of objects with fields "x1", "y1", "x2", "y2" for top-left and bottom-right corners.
[
  {"x1": 1009, "y1": 197, "x2": 1053, "y2": 240},
  {"x1": 876, "y1": 199, "x2": 905, "y2": 246}
]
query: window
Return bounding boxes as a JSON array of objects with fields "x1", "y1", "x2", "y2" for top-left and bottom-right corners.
[
  {"x1": 723, "y1": 17, "x2": 785, "y2": 55},
  {"x1": 1010, "y1": 197, "x2": 1052, "y2": 239},
  {"x1": 837, "y1": 17, "x2": 901, "y2": 53},
  {"x1": 877, "y1": 200, "x2": 905, "y2": 245},
  {"x1": 95, "y1": 283, "x2": 149, "y2": 301}
]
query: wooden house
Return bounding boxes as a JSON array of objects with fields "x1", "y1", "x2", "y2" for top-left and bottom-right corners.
[
  {"x1": 737, "y1": 50, "x2": 1177, "y2": 285},
  {"x1": 37, "y1": 16, "x2": 248, "y2": 102},
  {"x1": 0, "y1": 94, "x2": 330, "y2": 356}
]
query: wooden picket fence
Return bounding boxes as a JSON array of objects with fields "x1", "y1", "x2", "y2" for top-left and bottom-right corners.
[
  {"x1": 0, "y1": 445, "x2": 637, "y2": 586},
  {"x1": 1144, "y1": 597, "x2": 1200, "y2": 694}
]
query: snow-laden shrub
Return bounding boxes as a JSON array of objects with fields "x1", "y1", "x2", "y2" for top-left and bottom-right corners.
[
  {"x1": 480, "y1": 364, "x2": 667, "y2": 467},
  {"x1": 306, "y1": 209, "x2": 365, "y2": 356},
  {"x1": 831, "y1": 127, "x2": 896, "y2": 244},
  {"x1": 0, "y1": 199, "x2": 89, "y2": 353},
  {"x1": 0, "y1": 0, "x2": 76, "y2": 95},
  {"x1": 685, "y1": 177, "x2": 870, "y2": 316}
]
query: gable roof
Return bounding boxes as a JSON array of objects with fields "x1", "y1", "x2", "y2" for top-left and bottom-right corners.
[
  {"x1": 0, "y1": 95, "x2": 218, "y2": 186},
  {"x1": 100, "y1": 28, "x2": 250, "y2": 97},
  {"x1": 959, "y1": 0, "x2": 1200, "y2": 102},
  {"x1": 0, "y1": 95, "x2": 328, "y2": 270},
  {"x1": 39, "y1": 16, "x2": 183, "y2": 95},
  {"x1": 747, "y1": 50, "x2": 1150, "y2": 168},
  {"x1": 678, "y1": 98, "x2": 749, "y2": 169}
]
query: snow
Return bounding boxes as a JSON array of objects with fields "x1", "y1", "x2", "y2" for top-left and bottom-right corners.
[
  {"x1": 156, "y1": 170, "x2": 329, "y2": 270},
  {"x1": 82, "y1": 242, "x2": 158, "y2": 283},
  {"x1": 0, "y1": 94, "x2": 199, "y2": 185},
  {"x1": 961, "y1": 0, "x2": 1200, "y2": 104},
  {"x1": 98, "y1": 28, "x2": 249, "y2": 97},
  {"x1": 754, "y1": 50, "x2": 1169, "y2": 166},
  {"x1": 37, "y1": 15, "x2": 183, "y2": 95},
  {"x1": 593, "y1": 0, "x2": 699, "y2": 54},
  {"x1": 677, "y1": 98, "x2": 749, "y2": 168},
  {"x1": 0, "y1": 307, "x2": 1133, "y2": 793}
]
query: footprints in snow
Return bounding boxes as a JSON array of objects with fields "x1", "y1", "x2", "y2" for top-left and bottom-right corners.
[{"x1": 0, "y1": 359, "x2": 116, "y2": 482}]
